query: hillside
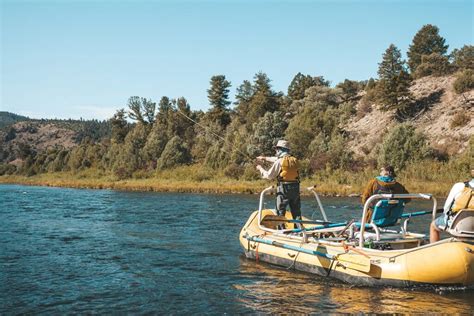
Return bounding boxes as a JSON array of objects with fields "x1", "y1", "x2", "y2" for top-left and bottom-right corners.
[
  {"x1": 0, "y1": 111, "x2": 29, "y2": 129},
  {"x1": 347, "y1": 74, "x2": 473, "y2": 157}
]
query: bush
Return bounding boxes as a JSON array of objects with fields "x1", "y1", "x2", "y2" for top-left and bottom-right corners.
[
  {"x1": 378, "y1": 124, "x2": 431, "y2": 170},
  {"x1": 223, "y1": 163, "x2": 244, "y2": 179},
  {"x1": 413, "y1": 53, "x2": 452, "y2": 78},
  {"x1": 450, "y1": 112, "x2": 471, "y2": 128},
  {"x1": 453, "y1": 69, "x2": 474, "y2": 94},
  {"x1": 0, "y1": 163, "x2": 17, "y2": 175}
]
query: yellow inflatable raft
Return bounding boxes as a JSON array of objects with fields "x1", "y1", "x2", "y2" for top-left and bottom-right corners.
[{"x1": 239, "y1": 186, "x2": 474, "y2": 287}]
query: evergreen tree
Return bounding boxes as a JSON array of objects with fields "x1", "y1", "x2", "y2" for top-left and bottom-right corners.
[
  {"x1": 246, "y1": 72, "x2": 281, "y2": 127},
  {"x1": 407, "y1": 24, "x2": 449, "y2": 73},
  {"x1": 110, "y1": 109, "x2": 129, "y2": 144},
  {"x1": 207, "y1": 75, "x2": 231, "y2": 128},
  {"x1": 288, "y1": 72, "x2": 329, "y2": 100},
  {"x1": 234, "y1": 80, "x2": 254, "y2": 123},
  {"x1": 127, "y1": 96, "x2": 156, "y2": 125},
  {"x1": 156, "y1": 96, "x2": 172, "y2": 126},
  {"x1": 377, "y1": 44, "x2": 412, "y2": 112},
  {"x1": 156, "y1": 136, "x2": 191, "y2": 170}
]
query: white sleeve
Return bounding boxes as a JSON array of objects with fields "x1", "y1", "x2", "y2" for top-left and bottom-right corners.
[
  {"x1": 259, "y1": 159, "x2": 282, "y2": 180},
  {"x1": 264, "y1": 156, "x2": 278, "y2": 163},
  {"x1": 444, "y1": 182, "x2": 466, "y2": 213}
]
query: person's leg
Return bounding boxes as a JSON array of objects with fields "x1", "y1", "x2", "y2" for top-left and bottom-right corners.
[
  {"x1": 430, "y1": 221, "x2": 441, "y2": 243},
  {"x1": 276, "y1": 184, "x2": 289, "y2": 217},
  {"x1": 288, "y1": 183, "x2": 301, "y2": 219},
  {"x1": 430, "y1": 215, "x2": 446, "y2": 243}
]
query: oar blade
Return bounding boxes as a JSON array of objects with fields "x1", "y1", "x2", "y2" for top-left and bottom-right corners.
[{"x1": 336, "y1": 253, "x2": 371, "y2": 273}]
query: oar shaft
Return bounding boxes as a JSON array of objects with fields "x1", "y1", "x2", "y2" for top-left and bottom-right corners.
[
  {"x1": 246, "y1": 235, "x2": 334, "y2": 260},
  {"x1": 400, "y1": 208, "x2": 443, "y2": 218},
  {"x1": 290, "y1": 222, "x2": 348, "y2": 233},
  {"x1": 263, "y1": 219, "x2": 331, "y2": 225}
]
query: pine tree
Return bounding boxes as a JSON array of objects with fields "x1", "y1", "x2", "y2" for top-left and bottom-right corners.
[
  {"x1": 110, "y1": 109, "x2": 129, "y2": 144},
  {"x1": 127, "y1": 96, "x2": 156, "y2": 125},
  {"x1": 207, "y1": 75, "x2": 231, "y2": 128},
  {"x1": 377, "y1": 44, "x2": 412, "y2": 112},
  {"x1": 287, "y1": 72, "x2": 329, "y2": 100},
  {"x1": 407, "y1": 24, "x2": 449, "y2": 73}
]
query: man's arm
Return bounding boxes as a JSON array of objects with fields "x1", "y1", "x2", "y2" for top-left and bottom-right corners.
[
  {"x1": 257, "y1": 156, "x2": 278, "y2": 163},
  {"x1": 257, "y1": 159, "x2": 282, "y2": 180}
]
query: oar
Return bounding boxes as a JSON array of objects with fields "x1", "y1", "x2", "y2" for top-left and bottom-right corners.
[
  {"x1": 289, "y1": 222, "x2": 348, "y2": 233},
  {"x1": 401, "y1": 208, "x2": 444, "y2": 218},
  {"x1": 245, "y1": 235, "x2": 371, "y2": 273},
  {"x1": 261, "y1": 215, "x2": 331, "y2": 225}
]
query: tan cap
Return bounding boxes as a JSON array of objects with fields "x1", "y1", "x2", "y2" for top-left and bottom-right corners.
[{"x1": 275, "y1": 139, "x2": 290, "y2": 150}]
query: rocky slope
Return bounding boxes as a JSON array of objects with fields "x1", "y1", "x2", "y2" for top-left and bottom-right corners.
[{"x1": 347, "y1": 75, "x2": 473, "y2": 157}]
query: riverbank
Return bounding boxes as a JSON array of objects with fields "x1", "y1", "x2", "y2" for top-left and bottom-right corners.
[{"x1": 0, "y1": 166, "x2": 458, "y2": 197}]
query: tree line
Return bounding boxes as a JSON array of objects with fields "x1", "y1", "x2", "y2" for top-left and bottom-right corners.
[{"x1": 1, "y1": 24, "x2": 472, "y2": 178}]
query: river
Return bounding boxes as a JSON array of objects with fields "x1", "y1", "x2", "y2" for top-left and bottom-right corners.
[{"x1": 1, "y1": 184, "x2": 472, "y2": 313}]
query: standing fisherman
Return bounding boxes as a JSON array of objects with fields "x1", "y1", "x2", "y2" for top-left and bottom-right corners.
[{"x1": 256, "y1": 140, "x2": 301, "y2": 226}]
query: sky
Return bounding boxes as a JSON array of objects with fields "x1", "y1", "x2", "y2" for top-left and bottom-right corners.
[{"x1": 1, "y1": 0, "x2": 472, "y2": 120}]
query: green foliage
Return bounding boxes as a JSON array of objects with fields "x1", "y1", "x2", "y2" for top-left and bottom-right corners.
[
  {"x1": 0, "y1": 163, "x2": 16, "y2": 175},
  {"x1": 245, "y1": 72, "x2": 281, "y2": 128},
  {"x1": 110, "y1": 109, "x2": 129, "y2": 144},
  {"x1": 451, "y1": 45, "x2": 474, "y2": 70},
  {"x1": 0, "y1": 111, "x2": 29, "y2": 130},
  {"x1": 453, "y1": 69, "x2": 474, "y2": 94},
  {"x1": 207, "y1": 75, "x2": 231, "y2": 128},
  {"x1": 288, "y1": 72, "x2": 329, "y2": 101},
  {"x1": 413, "y1": 53, "x2": 452, "y2": 78},
  {"x1": 285, "y1": 87, "x2": 351, "y2": 162},
  {"x1": 234, "y1": 80, "x2": 254, "y2": 124},
  {"x1": 247, "y1": 111, "x2": 288, "y2": 157},
  {"x1": 127, "y1": 96, "x2": 156, "y2": 125},
  {"x1": 378, "y1": 124, "x2": 431, "y2": 170},
  {"x1": 407, "y1": 24, "x2": 449, "y2": 73},
  {"x1": 376, "y1": 44, "x2": 412, "y2": 112},
  {"x1": 156, "y1": 136, "x2": 191, "y2": 170},
  {"x1": 336, "y1": 79, "x2": 363, "y2": 101}
]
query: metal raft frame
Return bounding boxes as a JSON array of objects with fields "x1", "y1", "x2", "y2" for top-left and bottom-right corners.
[{"x1": 256, "y1": 185, "x2": 438, "y2": 249}]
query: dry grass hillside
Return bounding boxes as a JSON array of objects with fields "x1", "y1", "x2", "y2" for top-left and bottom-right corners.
[{"x1": 347, "y1": 75, "x2": 474, "y2": 157}]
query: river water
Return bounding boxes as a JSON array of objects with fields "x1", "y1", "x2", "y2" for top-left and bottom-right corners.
[{"x1": 1, "y1": 184, "x2": 473, "y2": 314}]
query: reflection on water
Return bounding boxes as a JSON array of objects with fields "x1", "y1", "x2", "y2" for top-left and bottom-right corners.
[{"x1": 237, "y1": 257, "x2": 474, "y2": 314}]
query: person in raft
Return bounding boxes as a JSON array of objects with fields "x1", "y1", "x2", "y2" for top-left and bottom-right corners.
[
  {"x1": 430, "y1": 168, "x2": 474, "y2": 243},
  {"x1": 256, "y1": 140, "x2": 301, "y2": 226},
  {"x1": 361, "y1": 165, "x2": 409, "y2": 222}
]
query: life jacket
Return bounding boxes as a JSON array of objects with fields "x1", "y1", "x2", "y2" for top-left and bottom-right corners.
[
  {"x1": 278, "y1": 155, "x2": 299, "y2": 182},
  {"x1": 451, "y1": 182, "x2": 474, "y2": 213}
]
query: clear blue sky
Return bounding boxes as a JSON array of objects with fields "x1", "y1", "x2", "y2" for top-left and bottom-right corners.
[{"x1": 1, "y1": 0, "x2": 472, "y2": 120}]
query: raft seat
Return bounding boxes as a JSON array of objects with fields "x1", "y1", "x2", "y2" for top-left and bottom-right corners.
[{"x1": 351, "y1": 199, "x2": 426, "y2": 244}]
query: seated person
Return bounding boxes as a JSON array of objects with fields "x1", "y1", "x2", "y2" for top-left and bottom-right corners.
[
  {"x1": 361, "y1": 165, "x2": 409, "y2": 222},
  {"x1": 430, "y1": 168, "x2": 474, "y2": 243}
]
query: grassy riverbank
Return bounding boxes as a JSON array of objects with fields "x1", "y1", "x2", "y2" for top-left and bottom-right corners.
[{"x1": 0, "y1": 162, "x2": 466, "y2": 197}]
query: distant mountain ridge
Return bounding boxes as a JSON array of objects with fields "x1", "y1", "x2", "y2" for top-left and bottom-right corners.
[{"x1": 0, "y1": 111, "x2": 29, "y2": 129}]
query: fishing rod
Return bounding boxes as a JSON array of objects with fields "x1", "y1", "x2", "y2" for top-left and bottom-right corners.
[{"x1": 175, "y1": 109, "x2": 256, "y2": 161}]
